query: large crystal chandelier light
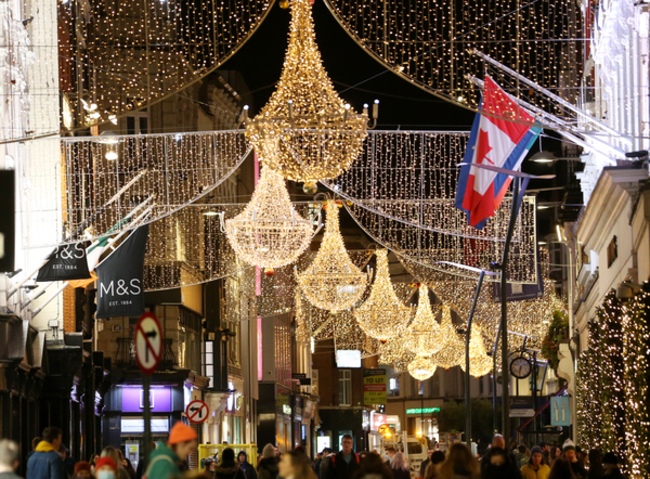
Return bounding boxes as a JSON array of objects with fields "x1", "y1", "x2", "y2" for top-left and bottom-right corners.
[
  {"x1": 245, "y1": 0, "x2": 370, "y2": 186},
  {"x1": 297, "y1": 200, "x2": 367, "y2": 311},
  {"x1": 224, "y1": 165, "x2": 314, "y2": 270},
  {"x1": 408, "y1": 356, "x2": 438, "y2": 381},
  {"x1": 460, "y1": 324, "x2": 492, "y2": 377},
  {"x1": 380, "y1": 339, "x2": 416, "y2": 373},
  {"x1": 404, "y1": 285, "x2": 444, "y2": 356},
  {"x1": 354, "y1": 249, "x2": 412, "y2": 341},
  {"x1": 430, "y1": 305, "x2": 464, "y2": 369}
]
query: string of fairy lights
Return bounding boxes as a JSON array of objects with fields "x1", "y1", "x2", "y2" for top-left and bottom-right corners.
[
  {"x1": 576, "y1": 287, "x2": 650, "y2": 479},
  {"x1": 324, "y1": 0, "x2": 584, "y2": 120}
]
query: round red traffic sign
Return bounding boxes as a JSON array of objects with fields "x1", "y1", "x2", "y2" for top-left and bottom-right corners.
[
  {"x1": 135, "y1": 312, "x2": 162, "y2": 375},
  {"x1": 186, "y1": 400, "x2": 209, "y2": 424}
]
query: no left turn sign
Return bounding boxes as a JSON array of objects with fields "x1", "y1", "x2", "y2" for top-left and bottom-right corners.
[
  {"x1": 135, "y1": 312, "x2": 162, "y2": 375},
  {"x1": 186, "y1": 400, "x2": 209, "y2": 424}
]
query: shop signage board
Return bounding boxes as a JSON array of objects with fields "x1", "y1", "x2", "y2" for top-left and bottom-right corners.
[
  {"x1": 363, "y1": 369, "x2": 387, "y2": 405},
  {"x1": 406, "y1": 407, "x2": 440, "y2": 415},
  {"x1": 135, "y1": 312, "x2": 162, "y2": 374},
  {"x1": 551, "y1": 397, "x2": 571, "y2": 426},
  {"x1": 186, "y1": 399, "x2": 209, "y2": 424},
  {"x1": 509, "y1": 396, "x2": 535, "y2": 417},
  {"x1": 370, "y1": 412, "x2": 387, "y2": 431}
]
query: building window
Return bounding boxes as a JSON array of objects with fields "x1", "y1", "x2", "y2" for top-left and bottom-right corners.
[
  {"x1": 389, "y1": 376, "x2": 400, "y2": 397},
  {"x1": 607, "y1": 236, "x2": 617, "y2": 267},
  {"x1": 339, "y1": 370, "x2": 352, "y2": 406},
  {"x1": 203, "y1": 341, "x2": 214, "y2": 388}
]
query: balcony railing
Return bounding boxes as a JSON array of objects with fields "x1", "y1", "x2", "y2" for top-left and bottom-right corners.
[{"x1": 115, "y1": 337, "x2": 177, "y2": 369}]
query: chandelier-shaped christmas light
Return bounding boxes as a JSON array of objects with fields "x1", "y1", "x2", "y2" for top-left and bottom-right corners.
[
  {"x1": 404, "y1": 285, "x2": 444, "y2": 356},
  {"x1": 430, "y1": 305, "x2": 464, "y2": 369},
  {"x1": 297, "y1": 200, "x2": 367, "y2": 311},
  {"x1": 408, "y1": 356, "x2": 438, "y2": 381},
  {"x1": 460, "y1": 324, "x2": 493, "y2": 377},
  {"x1": 354, "y1": 249, "x2": 412, "y2": 341},
  {"x1": 245, "y1": 0, "x2": 370, "y2": 186},
  {"x1": 380, "y1": 338, "x2": 416, "y2": 373},
  {"x1": 224, "y1": 165, "x2": 314, "y2": 270}
]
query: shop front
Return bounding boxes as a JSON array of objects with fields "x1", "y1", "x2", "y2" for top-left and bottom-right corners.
[{"x1": 258, "y1": 383, "x2": 294, "y2": 453}]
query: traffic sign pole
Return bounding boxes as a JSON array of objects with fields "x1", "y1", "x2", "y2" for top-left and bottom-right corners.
[{"x1": 135, "y1": 312, "x2": 162, "y2": 472}]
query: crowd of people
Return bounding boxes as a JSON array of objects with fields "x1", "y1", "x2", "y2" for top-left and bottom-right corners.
[{"x1": 0, "y1": 426, "x2": 627, "y2": 479}]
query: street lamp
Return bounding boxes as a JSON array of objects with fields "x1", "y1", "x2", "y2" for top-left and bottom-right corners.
[{"x1": 531, "y1": 151, "x2": 582, "y2": 164}]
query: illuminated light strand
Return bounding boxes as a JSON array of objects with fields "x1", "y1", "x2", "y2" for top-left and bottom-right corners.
[
  {"x1": 408, "y1": 356, "x2": 438, "y2": 381},
  {"x1": 354, "y1": 249, "x2": 413, "y2": 341},
  {"x1": 459, "y1": 323, "x2": 492, "y2": 377},
  {"x1": 297, "y1": 200, "x2": 368, "y2": 311},
  {"x1": 428, "y1": 304, "x2": 465, "y2": 369},
  {"x1": 246, "y1": 0, "x2": 367, "y2": 183}
]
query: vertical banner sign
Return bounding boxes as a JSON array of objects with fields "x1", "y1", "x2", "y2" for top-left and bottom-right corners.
[
  {"x1": 36, "y1": 243, "x2": 92, "y2": 282},
  {"x1": 550, "y1": 397, "x2": 572, "y2": 426},
  {"x1": 96, "y1": 226, "x2": 149, "y2": 319},
  {"x1": 363, "y1": 369, "x2": 387, "y2": 405}
]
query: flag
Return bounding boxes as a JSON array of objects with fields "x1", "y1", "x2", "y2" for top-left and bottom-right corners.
[
  {"x1": 36, "y1": 243, "x2": 92, "y2": 282},
  {"x1": 96, "y1": 226, "x2": 149, "y2": 319},
  {"x1": 455, "y1": 75, "x2": 541, "y2": 229}
]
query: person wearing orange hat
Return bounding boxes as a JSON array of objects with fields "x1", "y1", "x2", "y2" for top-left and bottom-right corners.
[
  {"x1": 144, "y1": 421, "x2": 198, "y2": 479},
  {"x1": 94, "y1": 457, "x2": 116, "y2": 479}
]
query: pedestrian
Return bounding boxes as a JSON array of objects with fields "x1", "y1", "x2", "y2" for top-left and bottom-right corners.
[
  {"x1": 548, "y1": 447, "x2": 561, "y2": 470},
  {"x1": 238, "y1": 452, "x2": 257, "y2": 479},
  {"x1": 481, "y1": 447, "x2": 522, "y2": 479},
  {"x1": 587, "y1": 450, "x2": 605, "y2": 479},
  {"x1": 73, "y1": 462, "x2": 93, "y2": 479},
  {"x1": 520, "y1": 446, "x2": 550, "y2": 479},
  {"x1": 0, "y1": 439, "x2": 22, "y2": 479},
  {"x1": 122, "y1": 460, "x2": 135, "y2": 479},
  {"x1": 422, "y1": 451, "x2": 445, "y2": 479},
  {"x1": 326, "y1": 435, "x2": 360, "y2": 479},
  {"x1": 145, "y1": 421, "x2": 198, "y2": 479},
  {"x1": 213, "y1": 448, "x2": 245, "y2": 479},
  {"x1": 95, "y1": 458, "x2": 117, "y2": 479},
  {"x1": 390, "y1": 452, "x2": 409, "y2": 479},
  {"x1": 26, "y1": 427, "x2": 67, "y2": 479},
  {"x1": 547, "y1": 459, "x2": 573, "y2": 479},
  {"x1": 99, "y1": 448, "x2": 128, "y2": 479},
  {"x1": 350, "y1": 452, "x2": 392, "y2": 479},
  {"x1": 317, "y1": 449, "x2": 332, "y2": 479},
  {"x1": 89, "y1": 457, "x2": 99, "y2": 475},
  {"x1": 515, "y1": 446, "x2": 529, "y2": 469},
  {"x1": 385, "y1": 448, "x2": 396, "y2": 463},
  {"x1": 257, "y1": 445, "x2": 279, "y2": 479},
  {"x1": 420, "y1": 445, "x2": 436, "y2": 478},
  {"x1": 26, "y1": 439, "x2": 42, "y2": 464},
  {"x1": 59, "y1": 445, "x2": 75, "y2": 478},
  {"x1": 278, "y1": 451, "x2": 316, "y2": 479},
  {"x1": 538, "y1": 443, "x2": 550, "y2": 467},
  {"x1": 560, "y1": 441, "x2": 587, "y2": 479},
  {"x1": 437, "y1": 443, "x2": 480, "y2": 479},
  {"x1": 602, "y1": 452, "x2": 623, "y2": 478}
]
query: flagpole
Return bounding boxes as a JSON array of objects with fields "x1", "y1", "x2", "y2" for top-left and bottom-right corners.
[
  {"x1": 499, "y1": 176, "x2": 521, "y2": 443},
  {"x1": 465, "y1": 270, "x2": 486, "y2": 449}
]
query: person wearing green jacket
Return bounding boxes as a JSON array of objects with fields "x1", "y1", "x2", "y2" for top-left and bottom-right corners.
[{"x1": 145, "y1": 422, "x2": 198, "y2": 479}]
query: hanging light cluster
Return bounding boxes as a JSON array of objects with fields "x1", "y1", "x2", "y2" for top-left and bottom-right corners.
[
  {"x1": 224, "y1": 165, "x2": 314, "y2": 272},
  {"x1": 245, "y1": 0, "x2": 371, "y2": 187},
  {"x1": 354, "y1": 249, "x2": 412, "y2": 341},
  {"x1": 408, "y1": 356, "x2": 438, "y2": 381},
  {"x1": 429, "y1": 305, "x2": 465, "y2": 369},
  {"x1": 297, "y1": 200, "x2": 367, "y2": 311},
  {"x1": 460, "y1": 324, "x2": 492, "y2": 377},
  {"x1": 404, "y1": 285, "x2": 444, "y2": 356}
]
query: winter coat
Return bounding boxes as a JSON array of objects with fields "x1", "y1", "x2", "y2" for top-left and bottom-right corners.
[
  {"x1": 257, "y1": 458, "x2": 279, "y2": 479},
  {"x1": 520, "y1": 464, "x2": 550, "y2": 479},
  {"x1": 482, "y1": 462, "x2": 523, "y2": 479},
  {"x1": 326, "y1": 452, "x2": 360, "y2": 479},
  {"x1": 214, "y1": 463, "x2": 246, "y2": 479},
  {"x1": 26, "y1": 441, "x2": 67, "y2": 479},
  {"x1": 239, "y1": 461, "x2": 258, "y2": 479},
  {"x1": 391, "y1": 468, "x2": 411, "y2": 479},
  {"x1": 145, "y1": 443, "x2": 182, "y2": 479}
]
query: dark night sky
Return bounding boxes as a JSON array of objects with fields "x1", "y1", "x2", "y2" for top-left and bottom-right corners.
[{"x1": 220, "y1": 0, "x2": 476, "y2": 130}]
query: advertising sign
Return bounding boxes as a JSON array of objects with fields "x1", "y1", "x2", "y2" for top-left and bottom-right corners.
[
  {"x1": 370, "y1": 412, "x2": 387, "y2": 431},
  {"x1": 363, "y1": 369, "x2": 387, "y2": 405}
]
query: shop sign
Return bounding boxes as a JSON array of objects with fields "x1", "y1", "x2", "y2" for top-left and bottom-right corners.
[
  {"x1": 282, "y1": 404, "x2": 292, "y2": 415},
  {"x1": 509, "y1": 397, "x2": 535, "y2": 417},
  {"x1": 551, "y1": 397, "x2": 571, "y2": 426},
  {"x1": 121, "y1": 386, "x2": 172, "y2": 413},
  {"x1": 363, "y1": 369, "x2": 387, "y2": 405},
  {"x1": 406, "y1": 407, "x2": 440, "y2": 415},
  {"x1": 370, "y1": 412, "x2": 388, "y2": 431}
]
